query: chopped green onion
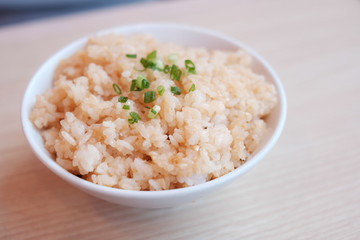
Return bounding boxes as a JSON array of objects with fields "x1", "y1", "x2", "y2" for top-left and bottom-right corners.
[
  {"x1": 163, "y1": 65, "x2": 170, "y2": 73},
  {"x1": 185, "y1": 59, "x2": 195, "y2": 70},
  {"x1": 145, "y1": 106, "x2": 150, "y2": 109},
  {"x1": 148, "y1": 105, "x2": 161, "y2": 119},
  {"x1": 155, "y1": 59, "x2": 164, "y2": 69},
  {"x1": 171, "y1": 86, "x2": 181, "y2": 95},
  {"x1": 157, "y1": 85, "x2": 165, "y2": 96},
  {"x1": 130, "y1": 80, "x2": 141, "y2": 91},
  {"x1": 118, "y1": 96, "x2": 128, "y2": 103},
  {"x1": 131, "y1": 75, "x2": 150, "y2": 91},
  {"x1": 147, "y1": 50, "x2": 157, "y2": 61},
  {"x1": 142, "y1": 79, "x2": 150, "y2": 89},
  {"x1": 140, "y1": 57, "x2": 149, "y2": 68},
  {"x1": 139, "y1": 50, "x2": 165, "y2": 72},
  {"x1": 136, "y1": 75, "x2": 150, "y2": 90},
  {"x1": 128, "y1": 112, "x2": 141, "y2": 124},
  {"x1": 136, "y1": 75, "x2": 144, "y2": 89},
  {"x1": 112, "y1": 83, "x2": 122, "y2": 95},
  {"x1": 168, "y1": 54, "x2": 179, "y2": 64},
  {"x1": 144, "y1": 91, "x2": 156, "y2": 103},
  {"x1": 126, "y1": 54, "x2": 137, "y2": 59},
  {"x1": 185, "y1": 59, "x2": 197, "y2": 74},
  {"x1": 170, "y1": 64, "x2": 182, "y2": 81},
  {"x1": 130, "y1": 80, "x2": 136, "y2": 91},
  {"x1": 189, "y1": 83, "x2": 196, "y2": 92},
  {"x1": 130, "y1": 112, "x2": 141, "y2": 120},
  {"x1": 140, "y1": 57, "x2": 156, "y2": 70},
  {"x1": 123, "y1": 105, "x2": 130, "y2": 110}
]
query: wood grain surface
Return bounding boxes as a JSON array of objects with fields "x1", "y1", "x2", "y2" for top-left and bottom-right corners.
[{"x1": 0, "y1": 0, "x2": 359, "y2": 239}]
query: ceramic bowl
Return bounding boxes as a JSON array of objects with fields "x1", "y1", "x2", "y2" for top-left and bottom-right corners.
[{"x1": 21, "y1": 23, "x2": 286, "y2": 208}]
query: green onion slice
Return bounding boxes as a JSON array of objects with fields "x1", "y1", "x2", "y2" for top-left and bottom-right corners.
[
  {"x1": 112, "y1": 83, "x2": 122, "y2": 95},
  {"x1": 136, "y1": 75, "x2": 144, "y2": 89},
  {"x1": 136, "y1": 75, "x2": 150, "y2": 90},
  {"x1": 128, "y1": 112, "x2": 141, "y2": 124},
  {"x1": 147, "y1": 50, "x2": 157, "y2": 61},
  {"x1": 148, "y1": 105, "x2": 161, "y2": 119},
  {"x1": 140, "y1": 57, "x2": 150, "y2": 68},
  {"x1": 130, "y1": 112, "x2": 141, "y2": 120},
  {"x1": 130, "y1": 80, "x2": 137, "y2": 91},
  {"x1": 144, "y1": 91, "x2": 156, "y2": 103},
  {"x1": 163, "y1": 65, "x2": 170, "y2": 73},
  {"x1": 157, "y1": 85, "x2": 165, "y2": 96},
  {"x1": 171, "y1": 86, "x2": 181, "y2": 95},
  {"x1": 123, "y1": 105, "x2": 130, "y2": 110},
  {"x1": 168, "y1": 54, "x2": 179, "y2": 64},
  {"x1": 139, "y1": 50, "x2": 165, "y2": 72},
  {"x1": 185, "y1": 59, "x2": 197, "y2": 74},
  {"x1": 142, "y1": 79, "x2": 150, "y2": 89},
  {"x1": 140, "y1": 57, "x2": 156, "y2": 71},
  {"x1": 155, "y1": 59, "x2": 164, "y2": 69},
  {"x1": 189, "y1": 83, "x2": 196, "y2": 92},
  {"x1": 118, "y1": 96, "x2": 128, "y2": 103},
  {"x1": 130, "y1": 79, "x2": 141, "y2": 91},
  {"x1": 118, "y1": 96, "x2": 129, "y2": 103},
  {"x1": 126, "y1": 54, "x2": 137, "y2": 59},
  {"x1": 170, "y1": 64, "x2": 182, "y2": 81}
]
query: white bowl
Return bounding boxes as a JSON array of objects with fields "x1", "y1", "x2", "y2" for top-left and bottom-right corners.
[{"x1": 21, "y1": 23, "x2": 287, "y2": 208}]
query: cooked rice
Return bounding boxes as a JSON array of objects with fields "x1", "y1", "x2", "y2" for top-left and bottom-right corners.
[{"x1": 30, "y1": 34, "x2": 277, "y2": 190}]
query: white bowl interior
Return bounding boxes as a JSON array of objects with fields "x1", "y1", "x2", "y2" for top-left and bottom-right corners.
[{"x1": 21, "y1": 23, "x2": 286, "y2": 208}]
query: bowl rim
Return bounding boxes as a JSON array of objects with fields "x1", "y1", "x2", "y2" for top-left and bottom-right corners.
[{"x1": 21, "y1": 22, "x2": 287, "y2": 198}]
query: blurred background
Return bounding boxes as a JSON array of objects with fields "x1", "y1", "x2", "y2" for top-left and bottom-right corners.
[{"x1": 0, "y1": 0, "x2": 155, "y2": 26}]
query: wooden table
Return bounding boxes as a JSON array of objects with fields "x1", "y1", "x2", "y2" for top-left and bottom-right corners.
[{"x1": 1, "y1": 0, "x2": 359, "y2": 239}]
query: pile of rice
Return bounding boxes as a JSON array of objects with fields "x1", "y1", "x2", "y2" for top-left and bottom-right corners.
[{"x1": 30, "y1": 34, "x2": 277, "y2": 190}]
